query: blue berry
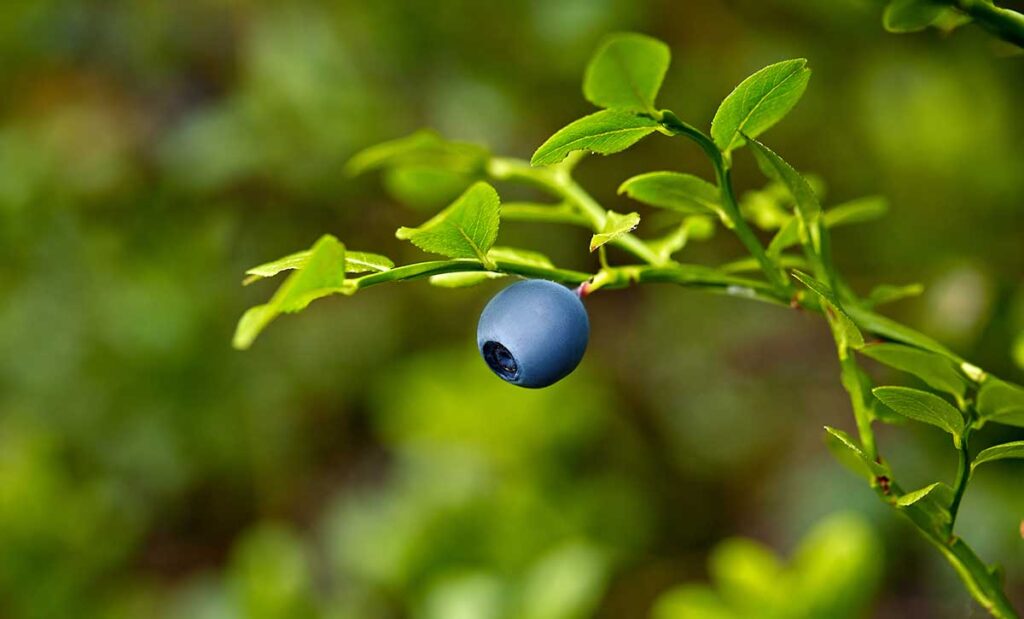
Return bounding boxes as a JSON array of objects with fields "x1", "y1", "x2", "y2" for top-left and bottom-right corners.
[{"x1": 477, "y1": 280, "x2": 589, "y2": 388}]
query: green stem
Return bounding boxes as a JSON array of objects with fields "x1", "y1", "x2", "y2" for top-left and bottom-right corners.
[
  {"x1": 657, "y1": 112, "x2": 791, "y2": 293},
  {"x1": 952, "y1": 0, "x2": 1024, "y2": 48},
  {"x1": 487, "y1": 157, "x2": 665, "y2": 266},
  {"x1": 948, "y1": 424, "x2": 972, "y2": 533}
]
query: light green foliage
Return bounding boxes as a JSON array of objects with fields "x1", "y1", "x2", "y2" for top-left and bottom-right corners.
[
  {"x1": 896, "y1": 482, "x2": 953, "y2": 508},
  {"x1": 234, "y1": 235, "x2": 348, "y2": 350},
  {"x1": 346, "y1": 129, "x2": 488, "y2": 177},
  {"x1": 865, "y1": 283, "x2": 925, "y2": 307},
  {"x1": 396, "y1": 181, "x2": 501, "y2": 266},
  {"x1": 976, "y1": 378, "x2": 1024, "y2": 428},
  {"x1": 531, "y1": 110, "x2": 660, "y2": 166},
  {"x1": 972, "y1": 441, "x2": 1024, "y2": 471},
  {"x1": 823, "y1": 196, "x2": 888, "y2": 227},
  {"x1": 590, "y1": 210, "x2": 640, "y2": 251},
  {"x1": 428, "y1": 247, "x2": 554, "y2": 288},
  {"x1": 618, "y1": 171, "x2": 722, "y2": 216},
  {"x1": 711, "y1": 59, "x2": 810, "y2": 154},
  {"x1": 583, "y1": 32, "x2": 670, "y2": 113},
  {"x1": 872, "y1": 386, "x2": 964, "y2": 442},
  {"x1": 648, "y1": 216, "x2": 715, "y2": 263},
  {"x1": 653, "y1": 512, "x2": 882, "y2": 619},
  {"x1": 883, "y1": 0, "x2": 947, "y2": 33},
  {"x1": 859, "y1": 343, "x2": 968, "y2": 400},
  {"x1": 747, "y1": 139, "x2": 821, "y2": 220}
]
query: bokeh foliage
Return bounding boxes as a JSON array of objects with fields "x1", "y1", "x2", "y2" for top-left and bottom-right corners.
[{"x1": 1, "y1": 1, "x2": 1023, "y2": 618}]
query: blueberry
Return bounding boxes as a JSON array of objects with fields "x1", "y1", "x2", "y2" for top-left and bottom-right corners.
[{"x1": 477, "y1": 280, "x2": 590, "y2": 388}]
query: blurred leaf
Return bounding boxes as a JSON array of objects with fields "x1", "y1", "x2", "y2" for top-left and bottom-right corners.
[
  {"x1": 708, "y1": 538, "x2": 783, "y2": 611},
  {"x1": 792, "y1": 271, "x2": 864, "y2": 349},
  {"x1": 428, "y1": 272, "x2": 504, "y2": 288},
  {"x1": 651, "y1": 585, "x2": 736, "y2": 619},
  {"x1": 823, "y1": 196, "x2": 888, "y2": 227},
  {"x1": 233, "y1": 235, "x2": 349, "y2": 350},
  {"x1": 488, "y1": 247, "x2": 555, "y2": 268},
  {"x1": 789, "y1": 512, "x2": 882, "y2": 619},
  {"x1": 501, "y1": 202, "x2": 590, "y2": 227},
  {"x1": 583, "y1": 32, "x2": 670, "y2": 112},
  {"x1": 383, "y1": 165, "x2": 476, "y2": 210},
  {"x1": 427, "y1": 247, "x2": 553, "y2": 288},
  {"x1": 976, "y1": 378, "x2": 1024, "y2": 428},
  {"x1": 346, "y1": 129, "x2": 488, "y2": 176},
  {"x1": 859, "y1": 343, "x2": 968, "y2": 400},
  {"x1": 883, "y1": 0, "x2": 946, "y2": 33},
  {"x1": 872, "y1": 386, "x2": 964, "y2": 441},
  {"x1": 396, "y1": 182, "x2": 501, "y2": 266},
  {"x1": 520, "y1": 542, "x2": 610, "y2": 619},
  {"x1": 824, "y1": 426, "x2": 887, "y2": 480},
  {"x1": 531, "y1": 110, "x2": 660, "y2": 167},
  {"x1": 618, "y1": 171, "x2": 721, "y2": 216},
  {"x1": 419, "y1": 572, "x2": 506, "y2": 619},
  {"x1": 648, "y1": 216, "x2": 715, "y2": 262},
  {"x1": 896, "y1": 482, "x2": 952, "y2": 508},
  {"x1": 590, "y1": 210, "x2": 640, "y2": 251},
  {"x1": 972, "y1": 441, "x2": 1024, "y2": 471},
  {"x1": 711, "y1": 59, "x2": 811, "y2": 154},
  {"x1": 243, "y1": 249, "x2": 392, "y2": 285},
  {"x1": 865, "y1": 283, "x2": 925, "y2": 307},
  {"x1": 229, "y1": 524, "x2": 314, "y2": 619}
]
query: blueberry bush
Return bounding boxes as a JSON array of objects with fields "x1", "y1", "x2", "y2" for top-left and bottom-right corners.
[{"x1": 236, "y1": 33, "x2": 1024, "y2": 617}]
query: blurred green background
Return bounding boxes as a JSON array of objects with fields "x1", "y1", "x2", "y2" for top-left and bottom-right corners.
[{"x1": 2, "y1": 0, "x2": 1023, "y2": 617}]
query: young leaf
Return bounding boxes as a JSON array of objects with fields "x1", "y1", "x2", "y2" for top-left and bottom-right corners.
[
  {"x1": 429, "y1": 271, "x2": 503, "y2": 288},
  {"x1": 618, "y1": 171, "x2": 722, "y2": 216},
  {"x1": 382, "y1": 165, "x2": 474, "y2": 210},
  {"x1": 792, "y1": 270, "x2": 864, "y2": 349},
  {"x1": 872, "y1": 386, "x2": 964, "y2": 441},
  {"x1": 976, "y1": 378, "x2": 1024, "y2": 428},
  {"x1": 824, "y1": 426, "x2": 887, "y2": 481},
  {"x1": 591, "y1": 210, "x2": 641, "y2": 251},
  {"x1": 865, "y1": 283, "x2": 924, "y2": 307},
  {"x1": 243, "y1": 249, "x2": 392, "y2": 285},
  {"x1": 531, "y1": 110, "x2": 660, "y2": 167},
  {"x1": 883, "y1": 0, "x2": 946, "y2": 33},
  {"x1": 396, "y1": 181, "x2": 500, "y2": 266},
  {"x1": 233, "y1": 235, "x2": 349, "y2": 350},
  {"x1": 711, "y1": 59, "x2": 811, "y2": 154},
  {"x1": 766, "y1": 217, "x2": 799, "y2": 259},
  {"x1": 897, "y1": 482, "x2": 953, "y2": 508},
  {"x1": 346, "y1": 129, "x2": 488, "y2": 176},
  {"x1": 583, "y1": 32, "x2": 670, "y2": 112},
  {"x1": 859, "y1": 343, "x2": 968, "y2": 400},
  {"x1": 425, "y1": 247, "x2": 554, "y2": 288},
  {"x1": 971, "y1": 441, "x2": 1024, "y2": 471}
]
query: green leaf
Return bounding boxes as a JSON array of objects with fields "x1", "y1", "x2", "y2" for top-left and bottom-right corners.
[
  {"x1": 711, "y1": 59, "x2": 811, "y2": 154},
  {"x1": 844, "y1": 305, "x2": 961, "y2": 362},
  {"x1": 859, "y1": 343, "x2": 968, "y2": 400},
  {"x1": 501, "y1": 202, "x2": 590, "y2": 227},
  {"x1": 747, "y1": 138, "x2": 821, "y2": 220},
  {"x1": 708, "y1": 538, "x2": 783, "y2": 610},
  {"x1": 865, "y1": 283, "x2": 924, "y2": 307},
  {"x1": 792, "y1": 270, "x2": 864, "y2": 349},
  {"x1": 976, "y1": 378, "x2": 1024, "y2": 428},
  {"x1": 883, "y1": 0, "x2": 946, "y2": 33},
  {"x1": 590, "y1": 210, "x2": 640, "y2": 251},
  {"x1": 396, "y1": 181, "x2": 501, "y2": 266},
  {"x1": 382, "y1": 165, "x2": 474, "y2": 210},
  {"x1": 583, "y1": 32, "x2": 670, "y2": 112},
  {"x1": 766, "y1": 217, "x2": 799, "y2": 260},
  {"x1": 243, "y1": 249, "x2": 392, "y2": 285},
  {"x1": 427, "y1": 247, "x2": 556, "y2": 288},
  {"x1": 823, "y1": 196, "x2": 888, "y2": 227},
  {"x1": 346, "y1": 129, "x2": 487, "y2": 176},
  {"x1": 872, "y1": 386, "x2": 964, "y2": 441},
  {"x1": 531, "y1": 109, "x2": 660, "y2": 167},
  {"x1": 824, "y1": 426, "x2": 887, "y2": 481},
  {"x1": 896, "y1": 482, "x2": 953, "y2": 508},
  {"x1": 972, "y1": 441, "x2": 1024, "y2": 471},
  {"x1": 233, "y1": 235, "x2": 349, "y2": 350},
  {"x1": 618, "y1": 171, "x2": 722, "y2": 216}
]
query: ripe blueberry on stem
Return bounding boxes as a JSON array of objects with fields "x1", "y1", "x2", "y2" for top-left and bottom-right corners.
[{"x1": 476, "y1": 280, "x2": 590, "y2": 388}]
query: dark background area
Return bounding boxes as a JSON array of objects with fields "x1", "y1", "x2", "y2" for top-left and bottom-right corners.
[{"x1": 1, "y1": 0, "x2": 1022, "y2": 617}]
